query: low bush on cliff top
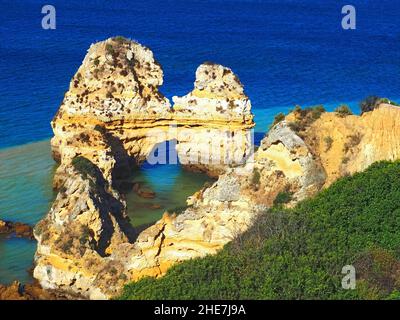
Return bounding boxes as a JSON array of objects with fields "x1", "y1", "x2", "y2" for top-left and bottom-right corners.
[
  {"x1": 119, "y1": 161, "x2": 400, "y2": 300},
  {"x1": 286, "y1": 105, "x2": 326, "y2": 135},
  {"x1": 293, "y1": 104, "x2": 326, "y2": 121},
  {"x1": 335, "y1": 104, "x2": 353, "y2": 117},
  {"x1": 360, "y1": 96, "x2": 399, "y2": 115},
  {"x1": 269, "y1": 112, "x2": 285, "y2": 129}
]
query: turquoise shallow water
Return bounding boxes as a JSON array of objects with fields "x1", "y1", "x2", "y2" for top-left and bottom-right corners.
[
  {"x1": 127, "y1": 162, "x2": 213, "y2": 227},
  {"x1": 0, "y1": 140, "x2": 56, "y2": 284},
  {"x1": 0, "y1": 141, "x2": 212, "y2": 284}
]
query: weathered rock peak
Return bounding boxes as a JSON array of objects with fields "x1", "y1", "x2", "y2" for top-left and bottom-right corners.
[
  {"x1": 60, "y1": 37, "x2": 170, "y2": 119},
  {"x1": 172, "y1": 63, "x2": 252, "y2": 119}
]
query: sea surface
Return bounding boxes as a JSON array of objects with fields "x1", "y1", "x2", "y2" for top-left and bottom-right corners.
[
  {"x1": 1, "y1": 0, "x2": 400, "y2": 285},
  {"x1": 0, "y1": 140, "x2": 55, "y2": 284}
]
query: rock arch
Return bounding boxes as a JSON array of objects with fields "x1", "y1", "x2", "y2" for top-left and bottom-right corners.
[{"x1": 50, "y1": 37, "x2": 254, "y2": 182}]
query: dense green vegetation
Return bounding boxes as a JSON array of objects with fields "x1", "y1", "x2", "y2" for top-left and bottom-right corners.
[
  {"x1": 119, "y1": 161, "x2": 400, "y2": 300},
  {"x1": 273, "y1": 189, "x2": 293, "y2": 207}
]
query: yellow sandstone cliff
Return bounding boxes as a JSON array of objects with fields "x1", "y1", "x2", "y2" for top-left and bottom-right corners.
[{"x1": 305, "y1": 105, "x2": 400, "y2": 186}]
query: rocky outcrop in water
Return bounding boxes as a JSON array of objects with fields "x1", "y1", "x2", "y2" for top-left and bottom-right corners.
[
  {"x1": 34, "y1": 161, "x2": 135, "y2": 299},
  {"x1": 0, "y1": 281, "x2": 60, "y2": 300},
  {"x1": 0, "y1": 219, "x2": 33, "y2": 239}
]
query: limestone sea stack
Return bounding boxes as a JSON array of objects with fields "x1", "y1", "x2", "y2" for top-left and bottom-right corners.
[
  {"x1": 172, "y1": 63, "x2": 254, "y2": 174},
  {"x1": 34, "y1": 37, "x2": 256, "y2": 299},
  {"x1": 50, "y1": 37, "x2": 254, "y2": 182}
]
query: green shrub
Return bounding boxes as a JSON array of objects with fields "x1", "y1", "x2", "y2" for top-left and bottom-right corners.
[
  {"x1": 273, "y1": 190, "x2": 293, "y2": 206},
  {"x1": 288, "y1": 121, "x2": 302, "y2": 133},
  {"x1": 286, "y1": 105, "x2": 326, "y2": 134},
  {"x1": 324, "y1": 136, "x2": 333, "y2": 152},
  {"x1": 94, "y1": 124, "x2": 107, "y2": 134},
  {"x1": 335, "y1": 105, "x2": 353, "y2": 117},
  {"x1": 71, "y1": 156, "x2": 98, "y2": 180},
  {"x1": 360, "y1": 96, "x2": 381, "y2": 114},
  {"x1": 295, "y1": 105, "x2": 326, "y2": 119},
  {"x1": 113, "y1": 36, "x2": 128, "y2": 44},
  {"x1": 290, "y1": 105, "x2": 302, "y2": 114},
  {"x1": 79, "y1": 225, "x2": 92, "y2": 245},
  {"x1": 360, "y1": 97, "x2": 400, "y2": 114},
  {"x1": 105, "y1": 44, "x2": 115, "y2": 55},
  {"x1": 119, "y1": 161, "x2": 400, "y2": 300},
  {"x1": 379, "y1": 98, "x2": 400, "y2": 107},
  {"x1": 343, "y1": 133, "x2": 363, "y2": 153},
  {"x1": 310, "y1": 105, "x2": 326, "y2": 120},
  {"x1": 251, "y1": 169, "x2": 261, "y2": 189},
  {"x1": 60, "y1": 238, "x2": 74, "y2": 254},
  {"x1": 269, "y1": 113, "x2": 285, "y2": 129}
]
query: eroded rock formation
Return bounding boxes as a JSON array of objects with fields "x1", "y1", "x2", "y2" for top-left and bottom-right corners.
[
  {"x1": 33, "y1": 36, "x2": 400, "y2": 299},
  {"x1": 51, "y1": 37, "x2": 254, "y2": 179},
  {"x1": 34, "y1": 37, "x2": 256, "y2": 299}
]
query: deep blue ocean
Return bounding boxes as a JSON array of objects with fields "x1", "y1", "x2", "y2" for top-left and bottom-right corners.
[
  {"x1": 1, "y1": 0, "x2": 399, "y2": 148},
  {"x1": 0, "y1": 0, "x2": 399, "y2": 285}
]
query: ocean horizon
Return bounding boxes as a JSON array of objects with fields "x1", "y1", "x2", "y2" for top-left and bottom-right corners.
[{"x1": 1, "y1": 0, "x2": 400, "y2": 149}]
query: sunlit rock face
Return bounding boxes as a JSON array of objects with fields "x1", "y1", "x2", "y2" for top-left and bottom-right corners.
[
  {"x1": 171, "y1": 63, "x2": 254, "y2": 176},
  {"x1": 303, "y1": 104, "x2": 400, "y2": 186}
]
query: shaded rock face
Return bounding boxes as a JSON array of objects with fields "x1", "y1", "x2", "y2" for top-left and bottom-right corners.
[
  {"x1": 34, "y1": 164, "x2": 136, "y2": 299},
  {"x1": 254, "y1": 121, "x2": 326, "y2": 205},
  {"x1": 34, "y1": 37, "x2": 400, "y2": 299}
]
